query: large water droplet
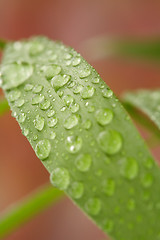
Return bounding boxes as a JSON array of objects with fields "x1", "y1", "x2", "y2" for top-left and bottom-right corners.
[
  {"x1": 143, "y1": 157, "x2": 154, "y2": 169},
  {"x1": 73, "y1": 84, "x2": 83, "y2": 94},
  {"x1": 120, "y1": 157, "x2": 138, "y2": 180},
  {"x1": 15, "y1": 98, "x2": 25, "y2": 107},
  {"x1": 8, "y1": 89, "x2": 21, "y2": 102},
  {"x1": 75, "y1": 154, "x2": 92, "y2": 172},
  {"x1": 141, "y1": 173, "x2": 153, "y2": 188},
  {"x1": 35, "y1": 139, "x2": 51, "y2": 160},
  {"x1": 18, "y1": 113, "x2": 26, "y2": 123},
  {"x1": 24, "y1": 84, "x2": 33, "y2": 91},
  {"x1": 34, "y1": 115, "x2": 44, "y2": 131},
  {"x1": 95, "y1": 108, "x2": 113, "y2": 126},
  {"x1": 102, "y1": 88, "x2": 113, "y2": 98},
  {"x1": 64, "y1": 53, "x2": 72, "y2": 60},
  {"x1": 39, "y1": 99, "x2": 50, "y2": 110},
  {"x1": 48, "y1": 117, "x2": 58, "y2": 127},
  {"x1": 50, "y1": 167, "x2": 70, "y2": 190},
  {"x1": 79, "y1": 69, "x2": 91, "y2": 78},
  {"x1": 22, "y1": 128, "x2": 29, "y2": 136},
  {"x1": 1, "y1": 62, "x2": 33, "y2": 90},
  {"x1": 32, "y1": 84, "x2": 43, "y2": 93},
  {"x1": 41, "y1": 65, "x2": 61, "y2": 79},
  {"x1": 31, "y1": 94, "x2": 44, "y2": 105},
  {"x1": 81, "y1": 86, "x2": 95, "y2": 99},
  {"x1": 103, "y1": 178, "x2": 115, "y2": 196},
  {"x1": 47, "y1": 109, "x2": 55, "y2": 117},
  {"x1": 72, "y1": 57, "x2": 81, "y2": 66},
  {"x1": 64, "y1": 114, "x2": 79, "y2": 129},
  {"x1": 69, "y1": 182, "x2": 84, "y2": 199},
  {"x1": 63, "y1": 95, "x2": 74, "y2": 107},
  {"x1": 29, "y1": 41, "x2": 44, "y2": 55},
  {"x1": 49, "y1": 131, "x2": 56, "y2": 140},
  {"x1": 70, "y1": 103, "x2": 80, "y2": 113},
  {"x1": 98, "y1": 130, "x2": 122, "y2": 155},
  {"x1": 85, "y1": 198, "x2": 101, "y2": 215},
  {"x1": 51, "y1": 74, "x2": 71, "y2": 89},
  {"x1": 65, "y1": 135, "x2": 82, "y2": 153},
  {"x1": 84, "y1": 119, "x2": 92, "y2": 130},
  {"x1": 92, "y1": 77, "x2": 100, "y2": 84}
]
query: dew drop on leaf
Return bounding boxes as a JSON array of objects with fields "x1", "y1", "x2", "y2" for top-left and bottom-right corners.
[
  {"x1": 49, "y1": 131, "x2": 56, "y2": 140},
  {"x1": 50, "y1": 167, "x2": 70, "y2": 190},
  {"x1": 41, "y1": 65, "x2": 61, "y2": 79},
  {"x1": 98, "y1": 130, "x2": 122, "y2": 155},
  {"x1": 141, "y1": 173, "x2": 153, "y2": 188},
  {"x1": 95, "y1": 108, "x2": 113, "y2": 126},
  {"x1": 72, "y1": 57, "x2": 81, "y2": 66},
  {"x1": 70, "y1": 103, "x2": 80, "y2": 113},
  {"x1": 1, "y1": 62, "x2": 33, "y2": 90},
  {"x1": 85, "y1": 198, "x2": 101, "y2": 216},
  {"x1": 64, "y1": 114, "x2": 79, "y2": 129},
  {"x1": 31, "y1": 94, "x2": 44, "y2": 105},
  {"x1": 83, "y1": 119, "x2": 92, "y2": 129},
  {"x1": 32, "y1": 84, "x2": 43, "y2": 93},
  {"x1": 51, "y1": 74, "x2": 71, "y2": 89},
  {"x1": 47, "y1": 109, "x2": 55, "y2": 117},
  {"x1": 47, "y1": 117, "x2": 58, "y2": 127},
  {"x1": 69, "y1": 182, "x2": 84, "y2": 199},
  {"x1": 81, "y1": 85, "x2": 95, "y2": 99},
  {"x1": 34, "y1": 115, "x2": 45, "y2": 131},
  {"x1": 22, "y1": 128, "x2": 29, "y2": 136},
  {"x1": 102, "y1": 88, "x2": 113, "y2": 98},
  {"x1": 35, "y1": 139, "x2": 51, "y2": 160},
  {"x1": 103, "y1": 178, "x2": 115, "y2": 196},
  {"x1": 8, "y1": 89, "x2": 21, "y2": 102},
  {"x1": 65, "y1": 135, "x2": 82, "y2": 153},
  {"x1": 103, "y1": 220, "x2": 114, "y2": 233},
  {"x1": 79, "y1": 69, "x2": 91, "y2": 78},
  {"x1": 120, "y1": 157, "x2": 139, "y2": 180},
  {"x1": 18, "y1": 113, "x2": 26, "y2": 123},
  {"x1": 39, "y1": 99, "x2": 50, "y2": 110},
  {"x1": 73, "y1": 84, "x2": 83, "y2": 94},
  {"x1": 24, "y1": 83, "x2": 33, "y2": 91},
  {"x1": 75, "y1": 153, "x2": 92, "y2": 172},
  {"x1": 127, "y1": 199, "x2": 135, "y2": 211},
  {"x1": 15, "y1": 98, "x2": 25, "y2": 107},
  {"x1": 62, "y1": 95, "x2": 74, "y2": 107}
]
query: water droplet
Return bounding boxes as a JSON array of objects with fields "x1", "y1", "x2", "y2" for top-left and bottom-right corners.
[
  {"x1": 84, "y1": 119, "x2": 92, "y2": 129},
  {"x1": 32, "y1": 84, "x2": 43, "y2": 93},
  {"x1": 1, "y1": 62, "x2": 33, "y2": 90},
  {"x1": 64, "y1": 114, "x2": 79, "y2": 129},
  {"x1": 69, "y1": 182, "x2": 84, "y2": 199},
  {"x1": 65, "y1": 135, "x2": 82, "y2": 153},
  {"x1": 92, "y1": 77, "x2": 100, "y2": 84},
  {"x1": 70, "y1": 103, "x2": 80, "y2": 113},
  {"x1": 85, "y1": 102, "x2": 95, "y2": 112},
  {"x1": 8, "y1": 89, "x2": 21, "y2": 102},
  {"x1": 24, "y1": 84, "x2": 33, "y2": 91},
  {"x1": 39, "y1": 99, "x2": 50, "y2": 110},
  {"x1": 65, "y1": 60, "x2": 71, "y2": 66},
  {"x1": 79, "y1": 69, "x2": 91, "y2": 79},
  {"x1": 51, "y1": 74, "x2": 71, "y2": 90},
  {"x1": 103, "y1": 220, "x2": 114, "y2": 233},
  {"x1": 31, "y1": 94, "x2": 44, "y2": 105},
  {"x1": 81, "y1": 86, "x2": 95, "y2": 99},
  {"x1": 95, "y1": 108, "x2": 113, "y2": 126},
  {"x1": 102, "y1": 88, "x2": 113, "y2": 98},
  {"x1": 143, "y1": 158, "x2": 154, "y2": 169},
  {"x1": 72, "y1": 57, "x2": 81, "y2": 66},
  {"x1": 61, "y1": 106, "x2": 66, "y2": 112},
  {"x1": 48, "y1": 117, "x2": 58, "y2": 127},
  {"x1": 64, "y1": 53, "x2": 72, "y2": 60},
  {"x1": 120, "y1": 157, "x2": 138, "y2": 180},
  {"x1": 75, "y1": 154, "x2": 92, "y2": 172},
  {"x1": 35, "y1": 139, "x2": 51, "y2": 160},
  {"x1": 141, "y1": 173, "x2": 153, "y2": 188},
  {"x1": 33, "y1": 135, "x2": 38, "y2": 141},
  {"x1": 127, "y1": 199, "x2": 135, "y2": 211},
  {"x1": 15, "y1": 99, "x2": 25, "y2": 107},
  {"x1": 18, "y1": 113, "x2": 26, "y2": 123},
  {"x1": 41, "y1": 65, "x2": 61, "y2": 79},
  {"x1": 50, "y1": 167, "x2": 70, "y2": 190},
  {"x1": 85, "y1": 198, "x2": 101, "y2": 215},
  {"x1": 63, "y1": 95, "x2": 74, "y2": 107},
  {"x1": 47, "y1": 109, "x2": 55, "y2": 117},
  {"x1": 103, "y1": 178, "x2": 115, "y2": 196},
  {"x1": 68, "y1": 81, "x2": 75, "y2": 88},
  {"x1": 34, "y1": 115, "x2": 44, "y2": 131},
  {"x1": 22, "y1": 128, "x2": 29, "y2": 136},
  {"x1": 57, "y1": 90, "x2": 64, "y2": 98},
  {"x1": 73, "y1": 84, "x2": 83, "y2": 94},
  {"x1": 49, "y1": 131, "x2": 56, "y2": 140},
  {"x1": 98, "y1": 130, "x2": 122, "y2": 155},
  {"x1": 29, "y1": 41, "x2": 44, "y2": 55}
]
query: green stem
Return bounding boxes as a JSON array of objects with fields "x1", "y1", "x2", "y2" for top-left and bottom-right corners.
[
  {"x1": 0, "y1": 183, "x2": 64, "y2": 238},
  {"x1": 0, "y1": 98, "x2": 10, "y2": 116},
  {"x1": 123, "y1": 102, "x2": 160, "y2": 147}
]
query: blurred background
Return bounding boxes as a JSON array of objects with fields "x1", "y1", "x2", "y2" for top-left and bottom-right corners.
[{"x1": 0, "y1": 0, "x2": 160, "y2": 239}]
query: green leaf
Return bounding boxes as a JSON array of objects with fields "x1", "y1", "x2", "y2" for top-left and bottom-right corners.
[
  {"x1": 0, "y1": 98, "x2": 10, "y2": 116},
  {"x1": 123, "y1": 89, "x2": 160, "y2": 130},
  {"x1": 83, "y1": 36, "x2": 160, "y2": 61},
  {"x1": 0, "y1": 39, "x2": 7, "y2": 51},
  {"x1": 1, "y1": 37, "x2": 160, "y2": 240},
  {"x1": 0, "y1": 184, "x2": 63, "y2": 238}
]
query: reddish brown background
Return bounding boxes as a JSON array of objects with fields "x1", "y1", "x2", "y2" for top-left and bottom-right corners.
[{"x1": 0, "y1": 0, "x2": 160, "y2": 239}]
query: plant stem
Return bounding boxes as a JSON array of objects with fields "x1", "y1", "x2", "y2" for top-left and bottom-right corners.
[
  {"x1": 0, "y1": 98, "x2": 10, "y2": 116},
  {"x1": 0, "y1": 183, "x2": 64, "y2": 238}
]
